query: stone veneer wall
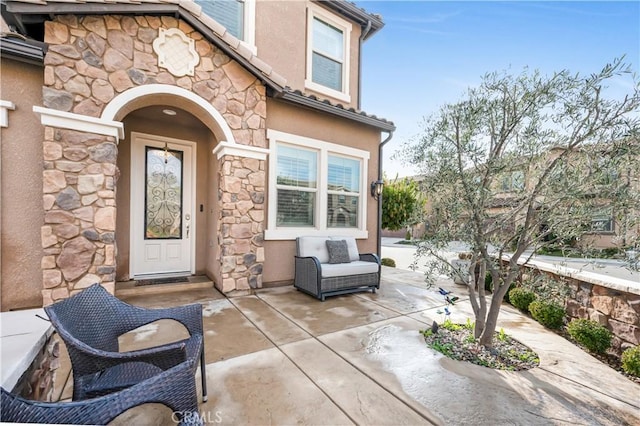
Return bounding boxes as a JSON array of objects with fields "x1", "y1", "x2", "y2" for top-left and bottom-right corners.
[
  {"x1": 218, "y1": 156, "x2": 265, "y2": 293},
  {"x1": 41, "y1": 129, "x2": 118, "y2": 304},
  {"x1": 521, "y1": 266, "x2": 640, "y2": 356},
  {"x1": 41, "y1": 14, "x2": 267, "y2": 301}
]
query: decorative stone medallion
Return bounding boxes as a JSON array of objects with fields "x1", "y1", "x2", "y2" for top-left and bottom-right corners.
[{"x1": 152, "y1": 28, "x2": 200, "y2": 77}]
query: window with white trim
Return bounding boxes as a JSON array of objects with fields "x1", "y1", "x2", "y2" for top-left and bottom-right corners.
[
  {"x1": 306, "y1": 5, "x2": 351, "y2": 103},
  {"x1": 591, "y1": 210, "x2": 614, "y2": 233},
  {"x1": 327, "y1": 155, "x2": 360, "y2": 227},
  {"x1": 196, "y1": 0, "x2": 256, "y2": 51},
  {"x1": 266, "y1": 129, "x2": 368, "y2": 240},
  {"x1": 276, "y1": 145, "x2": 318, "y2": 227}
]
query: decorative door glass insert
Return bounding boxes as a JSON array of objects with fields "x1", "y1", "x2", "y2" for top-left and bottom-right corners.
[{"x1": 145, "y1": 147, "x2": 183, "y2": 239}]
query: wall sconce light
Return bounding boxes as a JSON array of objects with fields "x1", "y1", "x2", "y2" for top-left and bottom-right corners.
[{"x1": 370, "y1": 180, "x2": 384, "y2": 200}]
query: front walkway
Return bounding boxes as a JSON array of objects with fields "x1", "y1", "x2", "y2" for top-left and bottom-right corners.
[{"x1": 53, "y1": 268, "x2": 640, "y2": 425}]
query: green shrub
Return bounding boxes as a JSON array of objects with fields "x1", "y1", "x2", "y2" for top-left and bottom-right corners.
[
  {"x1": 621, "y1": 346, "x2": 640, "y2": 377},
  {"x1": 529, "y1": 300, "x2": 565, "y2": 329},
  {"x1": 484, "y1": 273, "x2": 493, "y2": 293},
  {"x1": 484, "y1": 273, "x2": 515, "y2": 303},
  {"x1": 501, "y1": 282, "x2": 517, "y2": 304},
  {"x1": 509, "y1": 288, "x2": 536, "y2": 313},
  {"x1": 520, "y1": 274, "x2": 570, "y2": 307},
  {"x1": 381, "y1": 258, "x2": 396, "y2": 267},
  {"x1": 600, "y1": 247, "x2": 619, "y2": 258},
  {"x1": 567, "y1": 319, "x2": 612, "y2": 354},
  {"x1": 405, "y1": 230, "x2": 411, "y2": 240}
]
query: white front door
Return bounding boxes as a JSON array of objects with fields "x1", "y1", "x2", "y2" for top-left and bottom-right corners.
[{"x1": 130, "y1": 133, "x2": 196, "y2": 279}]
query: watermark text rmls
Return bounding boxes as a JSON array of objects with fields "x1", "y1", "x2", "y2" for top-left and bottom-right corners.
[{"x1": 173, "y1": 410, "x2": 223, "y2": 424}]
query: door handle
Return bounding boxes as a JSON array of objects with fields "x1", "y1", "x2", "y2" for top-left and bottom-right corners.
[{"x1": 185, "y1": 214, "x2": 191, "y2": 238}]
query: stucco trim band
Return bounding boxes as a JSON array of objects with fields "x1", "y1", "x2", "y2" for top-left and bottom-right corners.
[
  {"x1": 212, "y1": 141, "x2": 269, "y2": 160},
  {"x1": 33, "y1": 107, "x2": 124, "y2": 141},
  {"x1": 0, "y1": 100, "x2": 16, "y2": 128}
]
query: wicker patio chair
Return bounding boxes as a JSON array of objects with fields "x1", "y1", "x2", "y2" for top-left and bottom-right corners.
[
  {"x1": 44, "y1": 283, "x2": 207, "y2": 402},
  {"x1": 1, "y1": 360, "x2": 202, "y2": 425}
]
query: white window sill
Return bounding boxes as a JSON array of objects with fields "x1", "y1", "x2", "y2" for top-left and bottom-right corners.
[{"x1": 265, "y1": 228, "x2": 368, "y2": 241}]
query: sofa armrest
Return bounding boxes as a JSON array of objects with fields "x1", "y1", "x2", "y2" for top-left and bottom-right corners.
[
  {"x1": 294, "y1": 256, "x2": 323, "y2": 296},
  {"x1": 359, "y1": 253, "x2": 381, "y2": 265}
]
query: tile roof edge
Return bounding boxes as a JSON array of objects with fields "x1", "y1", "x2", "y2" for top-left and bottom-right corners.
[
  {"x1": 276, "y1": 88, "x2": 395, "y2": 131},
  {"x1": 180, "y1": 3, "x2": 289, "y2": 91}
]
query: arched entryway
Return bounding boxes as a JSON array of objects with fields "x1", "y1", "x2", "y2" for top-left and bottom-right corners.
[
  {"x1": 102, "y1": 86, "x2": 234, "y2": 284},
  {"x1": 101, "y1": 84, "x2": 269, "y2": 294}
]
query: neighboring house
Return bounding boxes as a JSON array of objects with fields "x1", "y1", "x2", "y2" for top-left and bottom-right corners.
[
  {"x1": 403, "y1": 143, "x2": 639, "y2": 250},
  {"x1": 0, "y1": 0, "x2": 395, "y2": 310}
]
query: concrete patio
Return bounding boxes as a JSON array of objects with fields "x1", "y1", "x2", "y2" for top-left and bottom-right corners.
[{"x1": 51, "y1": 267, "x2": 640, "y2": 425}]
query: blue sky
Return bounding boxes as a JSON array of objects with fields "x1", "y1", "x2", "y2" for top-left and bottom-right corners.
[{"x1": 356, "y1": 1, "x2": 640, "y2": 177}]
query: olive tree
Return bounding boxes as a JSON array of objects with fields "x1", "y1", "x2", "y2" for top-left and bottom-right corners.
[{"x1": 400, "y1": 58, "x2": 640, "y2": 347}]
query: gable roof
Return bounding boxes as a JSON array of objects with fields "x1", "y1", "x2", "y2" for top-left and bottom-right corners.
[{"x1": 1, "y1": 0, "x2": 394, "y2": 131}]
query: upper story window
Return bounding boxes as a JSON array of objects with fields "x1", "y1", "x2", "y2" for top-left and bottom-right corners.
[
  {"x1": 312, "y1": 19, "x2": 344, "y2": 92},
  {"x1": 500, "y1": 170, "x2": 525, "y2": 192},
  {"x1": 306, "y1": 5, "x2": 352, "y2": 103},
  {"x1": 266, "y1": 129, "x2": 368, "y2": 240},
  {"x1": 196, "y1": 0, "x2": 256, "y2": 52}
]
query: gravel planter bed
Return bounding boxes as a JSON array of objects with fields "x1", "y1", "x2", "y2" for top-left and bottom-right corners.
[{"x1": 422, "y1": 323, "x2": 540, "y2": 371}]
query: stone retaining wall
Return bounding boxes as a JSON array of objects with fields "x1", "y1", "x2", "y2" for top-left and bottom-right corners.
[
  {"x1": 519, "y1": 264, "x2": 640, "y2": 355},
  {"x1": 12, "y1": 335, "x2": 61, "y2": 402}
]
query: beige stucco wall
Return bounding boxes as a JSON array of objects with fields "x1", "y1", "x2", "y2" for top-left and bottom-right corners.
[
  {"x1": 262, "y1": 98, "x2": 381, "y2": 285},
  {"x1": 115, "y1": 109, "x2": 214, "y2": 281},
  {"x1": 256, "y1": 0, "x2": 362, "y2": 108},
  {"x1": 0, "y1": 59, "x2": 44, "y2": 310}
]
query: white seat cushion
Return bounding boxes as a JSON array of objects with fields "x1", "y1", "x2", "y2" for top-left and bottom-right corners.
[{"x1": 321, "y1": 261, "x2": 378, "y2": 278}]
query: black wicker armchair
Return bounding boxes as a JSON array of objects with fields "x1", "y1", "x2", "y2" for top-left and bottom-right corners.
[
  {"x1": 44, "y1": 283, "x2": 207, "y2": 402},
  {"x1": 1, "y1": 360, "x2": 202, "y2": 425}
]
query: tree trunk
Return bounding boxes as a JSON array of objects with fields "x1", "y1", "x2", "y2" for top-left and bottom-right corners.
[
  {"x1": 479, "y1": 277, "x2": 514, "y2": 347},
  {"x1": 474, "y1": 313, "x2": 486, "y2": 338},
  {"x1": 472, "y1": 257, "x2": 487, "y2": 338}
]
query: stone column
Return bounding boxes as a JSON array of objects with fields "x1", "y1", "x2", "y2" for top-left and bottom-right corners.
[
  {"x1": 218, "y1": 155, "x2": 265, "y2": 293},
  {"x1": 41, "y1": 127, "x2": 118, "y2": 305}
]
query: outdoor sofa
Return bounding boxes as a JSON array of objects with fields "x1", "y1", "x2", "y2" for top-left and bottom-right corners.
[{"x1": 294, "y1": 236, "x2": 381, "y2": 301}]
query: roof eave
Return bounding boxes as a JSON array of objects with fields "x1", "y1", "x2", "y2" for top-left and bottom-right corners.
[
  {"x1": 0, "y1": 35, "x2": 46, "y2": 65},
  {"x1": 274, "y1": 89, "x2": 395, "y2": 132},
  {"x1": 314, "y1": 0, "x2": 384, "y2": 40}
]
